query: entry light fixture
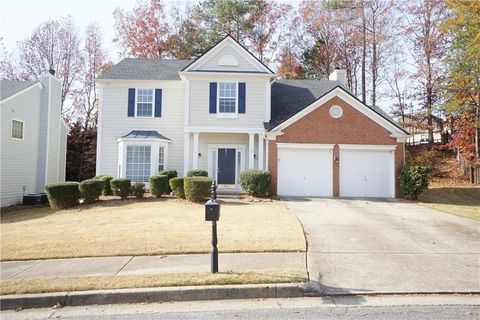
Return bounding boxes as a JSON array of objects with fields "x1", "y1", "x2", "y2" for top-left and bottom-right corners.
[
  {"x1": 334, "y1": 155, "x2": 340, "y2": 163},
  {"x1": 198, "y1": 153, "x2": 202, "y2": 157}
]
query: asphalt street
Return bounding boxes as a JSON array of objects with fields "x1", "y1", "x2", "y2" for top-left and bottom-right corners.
[{"x1": 2, "y1": 295, "x2": 479, "y2": 320}]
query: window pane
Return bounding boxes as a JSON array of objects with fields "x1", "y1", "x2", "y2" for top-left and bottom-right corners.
[
  {"x1": 11, "y1": 120, "x2": 23, "y2": 139},
  {"x1": 158, "y1": 146, "x2": 164, "y2": 172},
  {"x1": 136, "y1": 89, "x2": 153, "y2": 117},
  {"x1": 219, "y1": 82, "x2": 236, "y2": 113},
  {"x1": 219, "y1": 98, "x2": 236, "y2": 113},
  {"x1": 126, "y1": 145, "x2": 151, "y2": 183}
]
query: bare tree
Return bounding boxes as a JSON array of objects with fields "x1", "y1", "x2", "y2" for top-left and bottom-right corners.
[
  {"x1": 15, "y1": 16, "x2": 83, "y2": 113},
  {"x1": 403, "y1": 0, "x2": 448, "y2": 144}
]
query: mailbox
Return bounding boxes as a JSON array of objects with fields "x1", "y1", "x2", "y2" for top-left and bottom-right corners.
[{"x1": 205, "y1": 199, "x2": 220, "y2": 221}]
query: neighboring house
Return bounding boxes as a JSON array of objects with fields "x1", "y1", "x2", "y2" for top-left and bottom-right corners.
[
  {"x1": 401, "y1": 113, "x2": 446, "y2": 145},
  {"x1": 96, "y1": 36, "x2": 409, "y2": 198},
  {"x1": 0, "y1": 73, "x2": 68, "y2": 207}
]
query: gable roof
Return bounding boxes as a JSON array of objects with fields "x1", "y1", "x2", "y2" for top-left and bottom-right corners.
[
  {"x1": 0, "y1": 80, "x2": 39, "y2": 101},
  {"x1": 267, "y1": 79, "x2": 407, "y2": 135},
  {"x1": 181, "y1": 35, "x2": 274, "y2": 74},
  {"x1": 98, "y1": 58, "x2": 193, "y2": 81}
]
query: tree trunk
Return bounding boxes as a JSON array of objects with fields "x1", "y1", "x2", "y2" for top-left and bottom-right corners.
[{"x1": 361, "y1": 5, "x2": 367, "y2": 104}]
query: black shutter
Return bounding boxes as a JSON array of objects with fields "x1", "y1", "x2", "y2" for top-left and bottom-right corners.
[
  {"x1": 238, "y1": 82, "x2": 246, "y2": 114},
  {"x1": 209, "y1": 82, "x2": 217, "y2": 113},
  {"x1": 154, "y1": 89, "x2": 162, "y2": 117},
  {"x1": 128, "y1": 88, "x2": 135, "y2": 117}
]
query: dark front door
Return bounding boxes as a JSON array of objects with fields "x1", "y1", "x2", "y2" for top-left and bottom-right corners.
[{"x1": 217, "y1": 148, "x2": 236, "y2": 184}]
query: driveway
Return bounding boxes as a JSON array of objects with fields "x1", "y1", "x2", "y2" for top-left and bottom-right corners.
[{"x1": 283, "y1": 198, "x2": 480, "y2": 294}]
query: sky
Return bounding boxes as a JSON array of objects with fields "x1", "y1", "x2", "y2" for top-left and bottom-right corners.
[{"x1": 0, "y1": 0, "x2": 138, "y2": 61}]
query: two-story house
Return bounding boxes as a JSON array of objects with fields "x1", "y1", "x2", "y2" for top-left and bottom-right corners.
[
  {"x1": 97, "y1": 36, "x2": 409, "y2": 198},
  {"x1": 1, "y1": 72, "x2": 68, "y2": 206}
]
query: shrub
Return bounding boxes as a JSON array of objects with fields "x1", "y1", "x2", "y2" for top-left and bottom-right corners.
[
  {"x1": 187, "y1": 169, "x2": 208, "y2": 177},
  {"x1": 239, "y1": 169, "x2": 271, "y2": 197},
  {"x1": 400, "y1": 165, "x2": 431, "y2": 200},
  {"x1": 149, "y1": 175, "x2": 169, "y2": 197},
  {"x1": 45, "y1": 182, "x2": 80, "y2": 209},
  {"x1": 132, "y1": 182, "x2": 145, "y2": 199},
  {"x1": 169, "y1": 177, "x2": 185, "y2": 199},
  {"x1": 110, "y1": 178, "x2": 131, "y2": 199},
  {"x1": 79, "y1": 179, "x2": 104, "y2": 204},
  {"x1": 184, "y1": 176, "x2": 212, "y2": 202},
  {"x1": 159, "y1": 169, "x2": 177, "y2": 192},
  {"x1": 96, "y1": 175, "x2": 114, "y2": 195}
]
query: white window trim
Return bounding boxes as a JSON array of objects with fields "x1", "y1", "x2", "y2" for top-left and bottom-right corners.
[
  {"x1": 207, "y1": 144, "x2": 246, "y2": 187},
  {"x1": 216, "y1": 81, "x2": 238, "y2": 119},
  {"x1": 158, "y1": 145, "x2": 167, "y2": 172},
  {"x1": 11, "y1": 119, "x2": 24, "y2": 141},
  {"x1": 135, "y1": 88, "x2": 155, "y2": 118},
  {"x1": 117, "y1": 139, "x2": 170, "y2": 181}
]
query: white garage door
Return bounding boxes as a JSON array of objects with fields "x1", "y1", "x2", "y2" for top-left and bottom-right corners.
[
  {"x1": 277, "y1": 144, "x2": 333, "y2": 197},
  {"x1": 340, "y1": 146, "x2": 395, "y2": 198}
]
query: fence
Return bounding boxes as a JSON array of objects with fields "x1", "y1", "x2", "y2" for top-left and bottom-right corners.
[{"x1": 457, "y1": 152, "x2": 480, "y2": 185}]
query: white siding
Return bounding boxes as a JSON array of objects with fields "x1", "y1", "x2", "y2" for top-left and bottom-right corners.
[
  {"x1": 1, "y1": 86, "x2": 42, "y2": 206},
  {"x1": 45, "y1": 76, "x2": 62, "y2": 184},
  {"x1": 188, "y1": 78, "x2": 267, "y2": 129},
  {"x1": 195, "y1": 44, "x2": 259, "y2": 72},
  {"x1": 195, "y1": 133, "x2": 250, "y2": 172},
  {"x1": 97, "y1": 81, "x2": 186, "y2": 177},
  {"x1": 57, "y1": 122, "x2": 67, "y2": 181}
]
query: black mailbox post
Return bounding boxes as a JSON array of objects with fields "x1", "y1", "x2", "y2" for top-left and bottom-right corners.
[{"x1": 205, "y1": 181, "x2": 220, "y2": 273}]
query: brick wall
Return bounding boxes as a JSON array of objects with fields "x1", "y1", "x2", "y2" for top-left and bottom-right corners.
[{"x1": 268, "y1": 96, "x2": 405, "y2": 197}]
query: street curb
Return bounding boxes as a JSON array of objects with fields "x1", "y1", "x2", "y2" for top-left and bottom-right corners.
[{"x1": 0, "y1": 283, "x2": 309, "y2": 310}]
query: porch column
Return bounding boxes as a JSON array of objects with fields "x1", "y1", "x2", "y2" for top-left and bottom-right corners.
[
  {"x1": 248, "y1": 133, "x2": 255, "y2": 169},
  {"x1": 258, "y1": 133, "x2": 264, "y2": 170},
  {"x1": 192, "y1": 132, "x2": 199, "y2": 169},
  {"x1": 183, "y1": 132, "x2": 190, "y2": 175}
]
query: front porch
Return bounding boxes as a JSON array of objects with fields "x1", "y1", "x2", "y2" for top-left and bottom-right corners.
[{"x1": 183, "y1": 128, "x2": 266, "y2": 190}]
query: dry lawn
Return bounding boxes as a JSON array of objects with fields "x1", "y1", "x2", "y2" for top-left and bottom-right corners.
[
  {"x1": 0, "y1": 198, "x2": 305, "y2": 261},
  {"x1": 418, "y1": 184, "x2": 480, "y2": 221},
  {"x1": 0, "y1": 269, "x2": 307, "y2": 295}
]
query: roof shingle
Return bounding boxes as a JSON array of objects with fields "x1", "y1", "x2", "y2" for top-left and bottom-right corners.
[
  {"x1": 99, "y1": 58, "x2": 193, "y2": 80},
  {"x1": 0, "y1": 80, "x2": 38, "y2": 101},
  {"x1": 121, "y1": 130, "x2": 171, "y2": 141},
  {"x1": 267, "y1": 79, "x2": 404, "y2": 132}
]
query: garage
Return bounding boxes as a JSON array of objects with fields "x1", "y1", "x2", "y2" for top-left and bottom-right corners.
[
  {"x1": 339, "y1": 145, "x2": 396, "y2": 198},
  {"x1": 277, "y1": 143, "x2": 333, "y2": 197}
]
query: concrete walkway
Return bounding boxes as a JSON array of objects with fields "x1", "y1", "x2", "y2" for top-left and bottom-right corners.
[
  {"x1": 283, "y1": 197, "x2": 480, "y2": 294},
  {"x1": 1, "y1": 252, "x2": 306, "y2": 280}
]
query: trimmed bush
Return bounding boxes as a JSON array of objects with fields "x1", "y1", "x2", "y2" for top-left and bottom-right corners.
[
  {"x1": 132, "y1": 182, "x2": 145, "y2": 199},
  {"x1": 79, "y1": 179, "x2": 104, "y2": 204},
  {"x1": 184, "y1": 176, "x2": 212, "y2": 202},
  {"x1": 45, "y1": 182, "x2": 80, "y2": 209},
  {"x1": 96, "y1": 175, "x2": 114, "y2": 195},
  {"x1": 169, "y1": 177, "x2": 185, "y2": 199},
  {"x1": 159, "y1": 169, "x2": 177, "y2": 192},
  {"x1": 186, "y1": 169, "x2": 208, "y2": 177},
  {"x1": 400, "y1": 165, "x2": 431, "y2": 199},
  {"x1": 110, "y1": 178, "x2": 131, "y2": 199},
  {"x1": 239, "y1": 169, "x2": 271, "y2": 197},
  {"x1": 149, "y1": 175, "x2": 169, "y2": 197}
]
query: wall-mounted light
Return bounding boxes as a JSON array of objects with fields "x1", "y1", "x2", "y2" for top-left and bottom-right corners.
[
  {"x1": 254, "y1": 153, "x2": 257, "y2": 158},
  {"x1": 334, "y1": 155, "x2": 340, "y2": 163},
  {"x1": 198, "y1": 153, "x2": 202, "y2": 157}
]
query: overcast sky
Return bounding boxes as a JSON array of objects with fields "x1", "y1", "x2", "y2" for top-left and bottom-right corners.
[{"x1": 0, "y1": 0, "x2": 138, "y2": 61}]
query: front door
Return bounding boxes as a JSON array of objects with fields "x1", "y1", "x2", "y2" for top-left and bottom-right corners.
[{"x1": 217, "y1": 148, "x2": 236, "y2": 184}]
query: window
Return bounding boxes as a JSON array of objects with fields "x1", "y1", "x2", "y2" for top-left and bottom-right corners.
[
  {"x1": 126, "y1": 145, "x2": 151, "y2": 182},
  {"x1": 158, "y1": 146, "x2": 165, "y2": 171},
  {"x1": 136, "y1": 89, "x2": 154, "y2": 117},
  {"x1": 218, "y1": 82, "x2": 236, "y2": 113},
  {"x1": 11, "y1": 120, "x2": 23, "y2": 139}
]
